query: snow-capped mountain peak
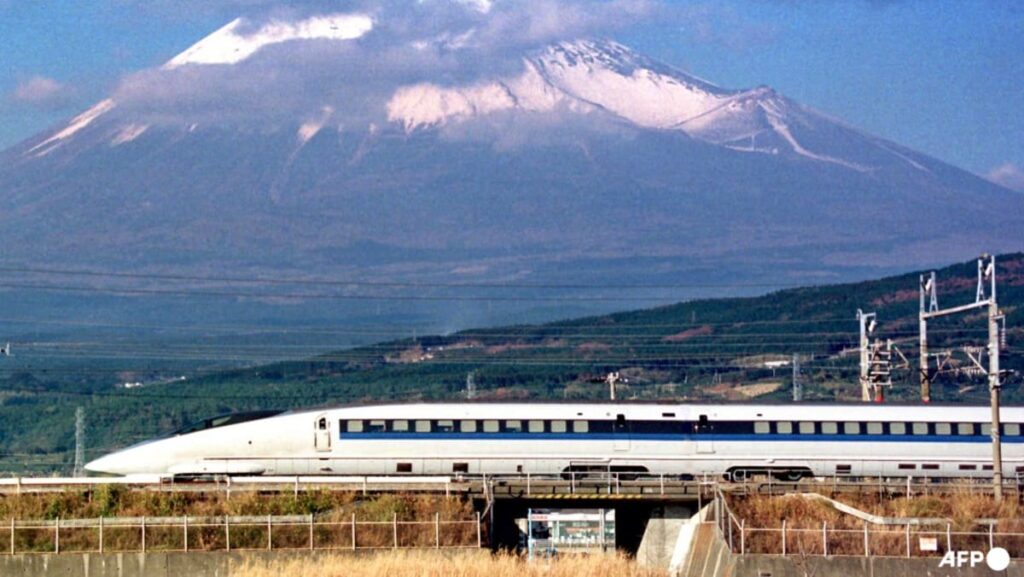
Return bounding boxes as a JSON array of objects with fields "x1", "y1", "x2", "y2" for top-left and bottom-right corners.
[{"x1": 164, "y1": 13, "x2": 373, "y2": 69}]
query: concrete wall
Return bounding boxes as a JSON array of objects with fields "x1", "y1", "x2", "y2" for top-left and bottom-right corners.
[
  {"x1": 0, "y1": 550, "x2": 362, "y2": 577},
  {"x1": 734, "y1": 554, "x2": 1021, "y2": 577}
]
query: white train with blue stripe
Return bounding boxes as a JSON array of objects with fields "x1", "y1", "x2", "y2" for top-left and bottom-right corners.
[{"x1": 85, "y1": 402, "x2": 1024, "y2": 481}]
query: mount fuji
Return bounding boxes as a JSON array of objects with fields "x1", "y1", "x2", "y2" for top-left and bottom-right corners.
[{"x1": 1, "y1": 13, "x2": 1022, "y2": 330}]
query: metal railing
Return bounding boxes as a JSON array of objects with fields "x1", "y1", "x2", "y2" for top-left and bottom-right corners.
[
  {"x1": 2, "y1": 512, "x2": 482, "y2": 555},
  {"x1": 710, "y1": 488, "x2": 1024, "y2": 558}
]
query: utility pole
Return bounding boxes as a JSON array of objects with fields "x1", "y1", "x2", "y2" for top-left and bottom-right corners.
[
  {"x1": 984, "y1": 256, "x2": 1003, "y2": 503},
  {"x1": 73, "y1": 407, "x2": 85, "y2": 478},
  {"x1": 857, "y1": 309, "x2": 877, "y2": 402},
  {"x1": 919, "y1": 272, "x2": 937, "y2": 403},
  {"x1": 791, "y1": 354, "x2": 802, "y2": 402},
  {"x1": 606, "y1": 372, "x2": 621, "y2": 401},
  {"x1": 918, "y1": 254, "x2": 1003, "y2": 501}
]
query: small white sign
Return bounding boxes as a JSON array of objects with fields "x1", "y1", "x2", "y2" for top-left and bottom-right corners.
[{"x1": 919, "y1": 537, "x2": 938, "y2": 552}]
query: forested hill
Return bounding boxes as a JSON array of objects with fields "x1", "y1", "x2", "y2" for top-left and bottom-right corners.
[{"x1": 2, "y1": 254, "x2": 1022, "y2": 474}]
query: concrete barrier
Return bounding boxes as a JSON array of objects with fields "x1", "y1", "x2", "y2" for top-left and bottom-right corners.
[{"x1": 0, "y1": 550, "x2": 375, "y2": 577}]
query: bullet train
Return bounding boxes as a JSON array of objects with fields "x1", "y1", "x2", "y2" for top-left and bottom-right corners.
[{"x1": 85, "y1": 402, "x2": 1024, "y2": 481}]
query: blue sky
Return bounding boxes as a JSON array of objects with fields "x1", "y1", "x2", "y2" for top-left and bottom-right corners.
[{"x1": 1, "y1": 1, "x2": 1022, "y2": 188}]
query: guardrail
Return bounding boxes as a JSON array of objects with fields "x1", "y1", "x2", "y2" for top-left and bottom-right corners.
[
  {"x1": 0, "y1": 473, "x2": 1020, "y2": 501},
  {"x1": 1, "y1": 513, "x2": 482, "y2": 555}
]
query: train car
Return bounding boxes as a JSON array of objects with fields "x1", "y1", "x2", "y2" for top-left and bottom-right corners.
[{"x1": 84, "y1": 402, "x2": 1024, "y2": 481}]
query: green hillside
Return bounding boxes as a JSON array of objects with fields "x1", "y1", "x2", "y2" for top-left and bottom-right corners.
[{"x1": 2, "y1": 254, "x2": 1021, "y2": 475}]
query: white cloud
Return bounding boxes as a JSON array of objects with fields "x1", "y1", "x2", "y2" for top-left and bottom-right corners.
[
  {"x1": 11, "y1": 76, "x2": 71, "y2": 107},
  {"x1": 986, "y1": 162, "x2": 1024, "y2": 193},
  {"x1": 109, "y1": 0, "x2": 663, "y2": 130}
]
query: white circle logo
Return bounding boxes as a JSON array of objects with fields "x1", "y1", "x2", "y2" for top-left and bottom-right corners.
[{"x1": 987, "y1": 547, "x2": 1011, "y2": 571}]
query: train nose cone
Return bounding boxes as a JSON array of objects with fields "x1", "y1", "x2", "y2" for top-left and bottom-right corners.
[{"x1": 84, "y1": 453, "x2": 128, "y2": 475}]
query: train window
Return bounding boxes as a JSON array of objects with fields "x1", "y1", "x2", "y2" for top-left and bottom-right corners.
[
  {"x1": 898, "y1": 464, "x2": 916, "y2": 470},
  {"x1": 889, "y1": 423, "x2": 906, "y2": 435},
  {"x1": 835, "y1": 464, "x2": 852, "y2": 475},
  {"x1": 415, "y1": 420, "x2": 431, "y2": 433},
  {"x1": 959, "y1": 464, "x2": 977, "y2": 471},
  {"x1": 460, "y1": 420, "x2": 477, "y2": 433},
  {"x1": 799, "y1": 422, "x2": 815, "y2": 434},
  {"x1": 504, "y1": 420, "x2": 523, "y2": 433},
  {"x1": 981, "y1": 423, "x2": 992, "y2": 436},
  {"x1": 934, "y1": 423, "x2": 951, "y2": 436},
  {"x1": 843, "y1": 423, "x2": 860, "y2": 435},
  {"x1": 529, "y1": 420, "x2": 545, "y2": 433},
  {"x1": 983, "y1": 465, "x2": 993, "y2": 471},
  {"x1": 366, "y1": 420, "x2": 386, "y2": 433},
  {"x1": 957, "y1": 423, "x2": 975, "y2": 435},
  {"x1": 922, "y1": 464, "x2": 939, "y2": 471},
  {"x1": 453, "y1": 463, "x2": 469, "y2": 474},
  {"x1": 392, "y1": 420, "x2": 409, "y2": 432},
  {"x1": 551, "y1": 420, "x2": 567, "y2": 433},
  {"x1": 318, "y1": 418, "x2": 328, "y2": 430},
  {"x1": 347, "y1": 420, "x2": 364, "y2": 433},
  {"x1": 776, "y1": 422, "x2": 793, "y2": 434},
  {"x1": 754, "y1": 422, "x2": 770, "y2": 434},
  {"x1": 396, "y1": 463, "x2": 412, "y2": 473},
  {"x1": 662, "y1": 412, "x2": 675, "y2": 418},
  {"x1": 1004, "y1": 424, "x2": 1021, "y2": 436},
  {"x1": 437, "y1": 420, "x2": 456, "y2": 433},
  {"x1": 912, "y1": 423, "x2": 929, "y2": 436},
  {"x1": 866, "y1": 422, "x2": 883, "y2": 435},
  {"x1": 483, "y1": 420, "x2": 499, "y2": 433},
  {"x1": 821, "y1": 422, "x2": 838, "y2": 435},
  {"x1": 573, "y1": 420, "x2": 589, "y2": 433}
]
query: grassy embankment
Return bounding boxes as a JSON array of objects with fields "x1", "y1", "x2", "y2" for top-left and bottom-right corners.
[
  {"x1": 728, "y1": 489, "x2": 1024, "y2": 556},
  {"x1": 0, "y1": 489, "x2": 477, "y2": 553}
]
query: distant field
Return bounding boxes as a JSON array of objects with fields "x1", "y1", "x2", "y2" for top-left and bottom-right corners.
[{"x1": 237, "y1": 550, "x2": 666, "y2": 577}]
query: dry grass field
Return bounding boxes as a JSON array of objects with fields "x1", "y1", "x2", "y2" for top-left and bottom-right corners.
[{"x1": 237, "y1": 550, "x2": 666, "y2": 577}]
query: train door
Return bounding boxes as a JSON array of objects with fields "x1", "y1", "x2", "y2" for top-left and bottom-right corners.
[
  {"x1": 695, "y1": 414, "x2": 714, "y2": 454},
  {"x1": 314, "y1": 414, "x2": 332, "y2": 453},
  {"x1": 613, "y1": 413, "x2": 630, "y2": 451}
]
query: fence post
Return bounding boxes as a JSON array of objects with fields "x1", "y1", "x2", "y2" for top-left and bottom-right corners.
[
  {"x1": 740, "y1": 519, "x2": 745, "y2": 555},
  {"x1": 526, "y1": 473, "x2": 531, "y2": 495},
  {"x1": 99, "y1": 517, "x2": 104, "y2": 554},
  {"x1": 267, "y1": 514, "x2": 272, "y2": 551},
  {"x1": 989, "y1": 523, "x2": 994, "y2": 550},
  {"x1": 184, "y1": 516, "x2": 189, "y2": 552},
  {"x1": 141, "y1": 516, "x2": 146, "y2": 553},
  {"x1": 309, "y1": 514, "x2": 314, "y2": 551},
  {"x1": 435, "y1": 512, "x2": 440, "y2": 549},
  {"x1": 728, "y1": 512, "x2": 733, "y2": 551},
  {"x1": 393, "y1": 512, "x2": 398, "y2": 549},
  {"x1": 10, "y1": 518, "x2": 13, "y2": 555},
  {"x1": 906, "y1": 476, "x2": 911, "y2": 500},
  {"x1": 351, "y1": 514, "x2": 356, "y2": 550},
  {"x1": 864, "y1": 523, "x2": 869, "y2": 557},
  {"x1": 476, "y1": 511, "x2": 482, "y2": 548},
  {"x1": 946, "y1": 523, "x2": 951, "y2": 553},
  {"x1": 225, "y1": 516, "x2": 230, "y2": 552},
  {"x1": 781, "y1": 520, "x2": 786, "y2": 556},
  {"x1": 55, "y1": 517, "x2": 59, "y2": 554},
  {"x1": 905, "y1": 524, "x2": 910, "y2": 558},
  {"x1": 822, "y1": 521, "x2": 827, "y2": 557},
  {"x1": 660, "y1": 474, "x2": 665, "y2": 496}
]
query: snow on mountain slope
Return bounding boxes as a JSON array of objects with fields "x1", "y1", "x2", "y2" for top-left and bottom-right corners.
[
  {"x1": 10, "y1": 23, "x2": 975, "y2": 178},
  {"x1": 164, "y1": 14, "x2": 373, "y2": 68},
  {"x1": 384, "y1": 39, "x2": 888, "y2": 171}
]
